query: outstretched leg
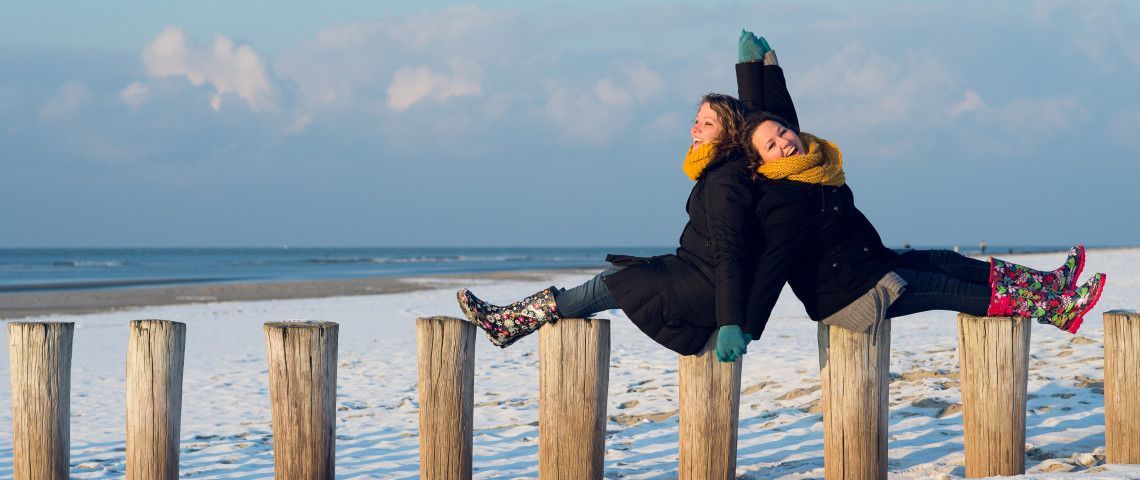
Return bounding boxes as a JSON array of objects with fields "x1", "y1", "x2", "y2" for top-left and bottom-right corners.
[{"x1": 457, "y1": 266, "x2": 624, "y2": 348}]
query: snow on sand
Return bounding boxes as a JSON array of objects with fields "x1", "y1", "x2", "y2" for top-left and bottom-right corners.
[{"x1": 2, "y1": 249, "x2": 1140, "y2": 478}]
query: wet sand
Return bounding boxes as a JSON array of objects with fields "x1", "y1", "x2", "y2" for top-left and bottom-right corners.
[{"x1": 0, "y1": 268, "x2": 594, "y2": 320}]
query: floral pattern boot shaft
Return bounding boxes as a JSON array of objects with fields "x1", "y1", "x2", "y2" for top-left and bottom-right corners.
[
  {"x1": 990, "y1": 245, "x2": 1085, "y2": 293},
  {"x1": 988, "y1": 270, "x2": 1106, "y2": 334},
  {"x1": 456, "y1": 287, "x2": 561, "y2": 348}
]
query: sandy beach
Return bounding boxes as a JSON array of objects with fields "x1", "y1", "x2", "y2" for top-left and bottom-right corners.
[{"x1": 2, "y1": 249, "x2": 1139, "y2": 478}]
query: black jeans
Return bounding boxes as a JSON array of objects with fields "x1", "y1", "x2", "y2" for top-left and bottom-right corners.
[
  {"x1": 896, "y1": 249, "x2": 989, "y2": 284},
  {"x1": 886, "y1": 267, "x2": 990, "y2": 319}
]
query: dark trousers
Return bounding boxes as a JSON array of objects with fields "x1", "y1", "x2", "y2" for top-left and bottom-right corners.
[{"x1": 886, "y1": 250, "x2": 991, "y2": 318}]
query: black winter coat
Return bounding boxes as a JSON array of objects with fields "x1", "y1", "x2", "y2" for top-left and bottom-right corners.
[
  {"x1": 743, "y1": 180, "x2": 901, "y2": 333},
  {"x1": 603, "y1": 63, "x2": 796, "y2": 355}
]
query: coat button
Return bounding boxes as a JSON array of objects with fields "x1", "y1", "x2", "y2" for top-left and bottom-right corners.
[
  {"x1": 833, "y1": 206, "x2": 840, "y2": 211},
  {"x1": 832, "y1": 262, "x2": 839, "y2": 268},
  {"x1": 863, "y1": 247, "x2": 869, "y2": 252}
]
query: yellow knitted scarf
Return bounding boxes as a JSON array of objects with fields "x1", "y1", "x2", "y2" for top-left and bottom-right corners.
[
  {"x1": 756, "y1": 132, "x2": 846, "y2": 186},
  {"x1": 682, "y1": 142, "x2": 717, "y2": 181}
]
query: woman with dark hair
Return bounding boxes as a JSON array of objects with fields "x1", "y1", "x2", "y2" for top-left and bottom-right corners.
[{"x1": 735, "y1": 98, "x2": 1106, "y2": 342}]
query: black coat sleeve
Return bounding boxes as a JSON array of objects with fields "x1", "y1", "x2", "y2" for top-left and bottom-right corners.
[
  {"x1": 736, "y1": 62, "x2": 800, "y2": 132},
  {"x1": 703, "y1": 166, "x2": 756, "y2": 330},
  {"x1": 744, "y1": 184, "x2": 813, "y2": 335}
]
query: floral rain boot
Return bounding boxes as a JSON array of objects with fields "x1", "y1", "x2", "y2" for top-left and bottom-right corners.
[
  {"x1": 456, "y1": 287, "x2": 562, "y2": 348},
  {"x1": 987, "y1": 272, "x2": 1106, "y2": 333},
  {"x1": 990, "y1": 245, "x2": 1085, "y2": 293}
]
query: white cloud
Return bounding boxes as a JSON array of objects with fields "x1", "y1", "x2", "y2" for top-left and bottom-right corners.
[
  {"x1": 988, "y1": 97, "x2": 1085, "y2": 134},
  {"x1": 275, "y1": 6, "x2": 508, "y2": 112},
  {"x1": 119, "y1": 81, "x2": 151, "y2": 110},
  {"x1": 382, "y1": 5, "x2": 508, "y2": 49},
  {"x1": 951, "y1": 90, "x2": 985, "y2": 116},
  {"x1": 140, "y1": 26, "x2": 274, "y2": 111},
  {"x1": 39, "y1": 81, "x2": 90, "y2": 120},
  {"x1": 795, "y1": 43, "x2": 959, "y2": 132},
  {"x1": 386, "y1": 61, "x2": 483, "y2": 112},
  {"x1": 545, "y1": 62, "x2": 666, "y2": 143},
  {"x1": 1031, "y1": 0, "x2": 1140, "y2": 67}
]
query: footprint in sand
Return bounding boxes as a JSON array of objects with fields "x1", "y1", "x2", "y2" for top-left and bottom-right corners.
[
  {"x1": 777, "y1": 385, "x2": 820, "y2": 401},
  {"x1": 742, "y1": 381, "x2": 777, "y2": 395},
  {"x1": 610, "y1": 410, "x2": 677, "y2": 426}
]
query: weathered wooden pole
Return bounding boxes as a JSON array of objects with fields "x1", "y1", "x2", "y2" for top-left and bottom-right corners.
[
  {"x1": 678, "y1": 331, "x2": 742, "y2": 480},
  {"x1": 416, "y1": 316, "x2": 475, "y2": 480},
  {"x1": 817, "y1": 320, "x2": 891, "y2": 480},
  {"x1": 8, "y1": 321, "x2": 74, "y2": 480},
  {"x1": 126, "y1": 319, "x2": 186, "y2": 480},
  {"x1": 264, "y1": 321, "x2": 338, "y2": 480},
  {"x1": 538, "y1": 318, "x2": 610, "y2": 480},
  {"x1": 957, "y1": 314, "x2": 1031, "y2": 477},
  {"x1": 1105, "y1": 310, "x2": 1140, "y2": 464}
]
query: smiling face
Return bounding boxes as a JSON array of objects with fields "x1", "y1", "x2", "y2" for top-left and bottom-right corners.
[
  {"x1": 690, "y1": 102, "x2": 724, "y2": 147},
  {"x1": 750, "y1": 119, "x2": 806, "y2": 164}
]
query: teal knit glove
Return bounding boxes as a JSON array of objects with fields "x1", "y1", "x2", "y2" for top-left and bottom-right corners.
[
  {"x1": 738, "y1": 29, "x2": 772, "y2": 63},
  {"x1": 715, "y1": 325, "x2": 750, "y2": 363}
]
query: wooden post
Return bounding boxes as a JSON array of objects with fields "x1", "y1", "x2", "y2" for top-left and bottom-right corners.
[
  {"x1": 957, "y1": 314, "x2": 1031, "y2": 477},
  {"x1": 817, "y1": 321, "x2": 891, "y2": 480},
  {"x1": 264, "y1": 321, "x2": 338, "y2": 480},
  {"x1": 678, "y1": 331, "x2": 742, "y2": 480},
  {"x1": 1105, "y1": 310, "x2": 1140, "y2": 464},
  {"x1": 538, "y1": 318, "x2": 610, "y2": 480},
  {"x1": 416, "y1": 316, "x2": 476, "y2": 480},
  {"x1": 8, "y1": 321, "x2": 74, "y2": 480},
  {"x1": 126, "y1": 319, "x2": 186, "y2": 480}
]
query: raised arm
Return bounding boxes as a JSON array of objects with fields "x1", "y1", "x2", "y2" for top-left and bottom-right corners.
[{"x1": 736, "y1": 31, "x2": 800, "y2": 131}]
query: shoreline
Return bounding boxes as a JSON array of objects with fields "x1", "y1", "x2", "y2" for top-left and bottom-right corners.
[
  {"x1": 4, "y1": 245, "x2": 1134, "y2": 321},
  {"x1": 0, "y1": 267, "x2": 596, "y2": 320}
]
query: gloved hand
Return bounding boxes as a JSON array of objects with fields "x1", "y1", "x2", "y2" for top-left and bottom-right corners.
[
  {"x1": 715, "y1": 325, "x2": 750, "y2": 362},
  {"x1": 738, "y1": 29, "x2": 772, "y2": 63}
]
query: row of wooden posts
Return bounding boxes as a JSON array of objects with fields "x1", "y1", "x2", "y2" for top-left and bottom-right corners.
[{"x1": 5, "y1": 311, "x2": 1140, "y2": 479}]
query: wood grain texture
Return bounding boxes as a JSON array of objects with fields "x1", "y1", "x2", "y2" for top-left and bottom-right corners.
[
  {"x1": 416, "y1": 316, "x2": 475, "y2": 480},
  {"x1": 1104, "y1": 310, "x2": 1140, "y2": 464},
  {"x1": 957, "y1": 314, "x2": 1030, "y2": 477},
  {"x1": 263, "y1": 321, "x2": 338, "y2": 480},
  {"x1": 126, "y1": 319, "x2": 186, "y2": 480},
  {"x1": 8, "y1": 321, "x2": 73, "y2": 480},
  {"x1": 817, "y1": 321, "x2": 890, "y2": 480},
  {"x1": 538, "y1": 318, "x2": 610, "y2": 480},
  {"x1": 678, "y1": 332, "x2": 742, "y2": 480}
]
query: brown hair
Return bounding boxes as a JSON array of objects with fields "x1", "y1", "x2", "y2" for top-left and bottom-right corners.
[
  {"x1": 693, "y1": 93, "x2": 748, "y2": 179},
  {"x1": 698, "y1": 93, "x2": 746, "y2": 143},
  {"x1": 739, "y1": 112, "x2": 796, "y2": 180}
]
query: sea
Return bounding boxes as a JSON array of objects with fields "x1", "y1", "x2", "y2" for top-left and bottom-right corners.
[{"x1": 0, "y1": 245, "x2": 1073, "y2": 293}]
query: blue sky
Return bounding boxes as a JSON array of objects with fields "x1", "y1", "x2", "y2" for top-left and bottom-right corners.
[{"x1": 3, "y1": 1, "x2": 1138, "y2": 247}]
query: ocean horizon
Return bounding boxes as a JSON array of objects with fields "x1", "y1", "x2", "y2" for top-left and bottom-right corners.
[{"x1": 0, "y1": 245, "x2": 1100, "y2": 293}]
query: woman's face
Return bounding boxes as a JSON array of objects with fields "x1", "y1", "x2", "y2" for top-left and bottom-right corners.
[
  {"x1": 691, "y1": 102, "x2": 724, "y2": 147},
  {"x1": 750, "y1": 120, "x2": 805, "y2": 164}
]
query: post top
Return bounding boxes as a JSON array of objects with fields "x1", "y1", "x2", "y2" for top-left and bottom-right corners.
[
  {"x1": 956, "y1": 313, "x2": 1033, "y2": 323},
  {"x1": 416, "y1": 315, "x2": 469, "y2": 324},
  {"x1": 130, "y1": 319, "x2": 186, "y2": 327},
  {"x1": 263, "y1": 320, "x2": 338, "y2": 330},
  {"x1": 7, "y1": 321, "x2": 75, "y2": 327}
]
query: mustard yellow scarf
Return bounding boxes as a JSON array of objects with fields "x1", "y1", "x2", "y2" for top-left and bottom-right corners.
[
  {"x1": 756, "y1": 132, "x2": 846, "y2": 186},
  {"x1": 682, "y1": 142, "x2": 717, "y2": 181}
]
